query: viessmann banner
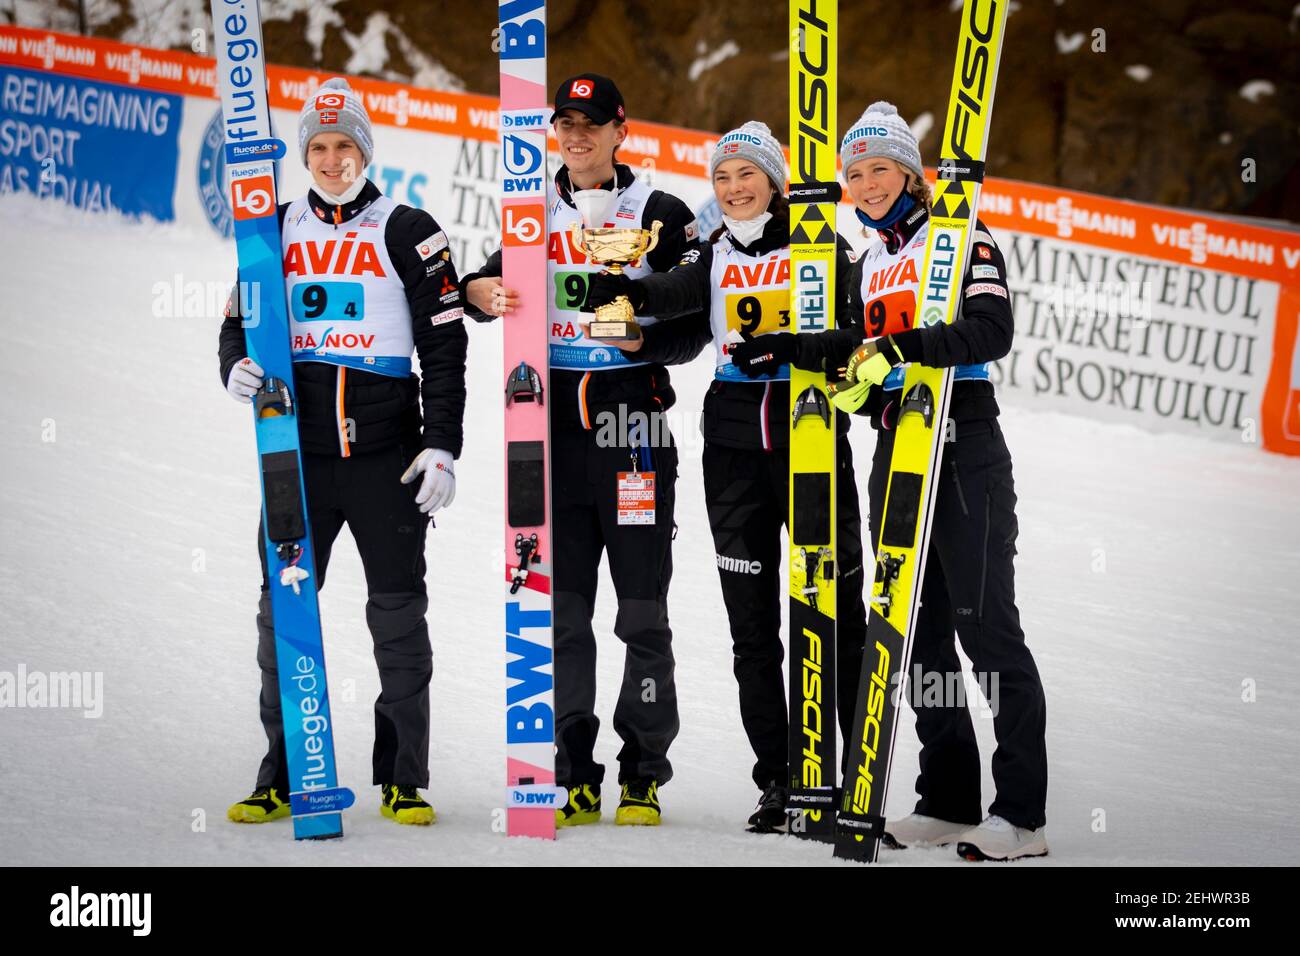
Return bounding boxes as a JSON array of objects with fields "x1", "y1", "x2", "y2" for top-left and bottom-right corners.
[{"x1": 2, "y1": 24, "x2": 1297, "y2": 456}]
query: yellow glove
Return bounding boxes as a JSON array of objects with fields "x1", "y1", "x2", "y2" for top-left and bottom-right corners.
[
  {"x1": 828, "y1": 336, "x2": 905, "y2": 413},
  {"x1": 828, "y1": 377, "x2": 873, "y2": 413}
]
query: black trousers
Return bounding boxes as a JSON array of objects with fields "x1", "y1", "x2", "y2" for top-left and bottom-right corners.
[
  {"x1": 702, "y1": 437, "x2": 869, "y2": 789},
  {"x1": 552, "y1": 426, "x2": 681, "y2": 787},
  {"x1": 254, "y1": 441, "x2": 433, "y2": 792},
  {"x1": 866, "y1": 418, "x2": 1048, "y2": 830}
]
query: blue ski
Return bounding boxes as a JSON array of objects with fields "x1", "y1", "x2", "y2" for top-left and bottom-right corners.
[{"x1": 211, "y1": 0, "x2": 351, "y2": 840}]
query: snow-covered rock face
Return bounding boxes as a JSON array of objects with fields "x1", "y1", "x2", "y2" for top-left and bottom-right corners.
[
  {"x1": 9, "y1": 2, "x2": 1295, "y2": 222},
  {"x1": 1239, "y1": 80, "x2": 1275, "y2": 104}
]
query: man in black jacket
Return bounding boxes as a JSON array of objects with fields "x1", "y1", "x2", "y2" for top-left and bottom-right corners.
[
  {"x1": 220, "y1": 78, "x2": 468, "y2": 827},
  {"x1": 462, "y1": 74, "x2": 708, "y2": 826}
]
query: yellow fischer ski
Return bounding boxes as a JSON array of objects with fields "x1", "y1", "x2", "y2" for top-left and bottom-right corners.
[
  {"x1": 786, "y1": 0, "x2": 839, "y2": 841},
  {"x1": 834, "y1": 0, "x2": 1009, "y2": 862}
]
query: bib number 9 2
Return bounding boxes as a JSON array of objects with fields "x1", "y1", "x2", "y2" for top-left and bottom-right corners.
[{"x1": 553, "y1": 271, "x2": 590, "y2": 311}]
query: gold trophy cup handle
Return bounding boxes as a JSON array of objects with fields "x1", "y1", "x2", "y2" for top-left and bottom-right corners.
[
  {"x1": 642, "y1": 220, "x2": 662, "y2": 258},
  {"x1": 569, "y1": 221, "x2": 589, "y2": 257}
]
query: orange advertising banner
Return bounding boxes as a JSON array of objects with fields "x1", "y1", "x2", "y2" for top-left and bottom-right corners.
[{"x1": 2, "y1": 24, "x2": 1296, "y2": 454}]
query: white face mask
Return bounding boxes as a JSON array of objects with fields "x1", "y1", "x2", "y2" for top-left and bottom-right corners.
[
  {"x1": 311, "y1": 175, "x2": 368, "y2": 207},
  {"x1": 723, "y1": 210, "x2": 772, "y2": 246},
  {"x1": 571, "y1": 188, "x2": 615, "y2": 227}
]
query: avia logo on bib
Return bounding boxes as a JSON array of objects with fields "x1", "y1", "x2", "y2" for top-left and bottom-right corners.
[
  {"x1": 284, "y1": 234, "x2": 387, "y2": 277},
  {"x1": 867, "y1": 257, "x2": 919, "y2": 296},
  {"x1": 548, "y1": 229, "x2": 590, "y2": 264},
  {"x1": 720, "y1": 256, "x2": 790, "y2": 289}
]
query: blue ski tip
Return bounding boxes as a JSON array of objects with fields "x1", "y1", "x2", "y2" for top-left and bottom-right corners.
[
  {"x1": 290, "y1": 786, "x2": 356, "y2": 816},
  {"x1": 292, "y1": 813, "x2": 343, "y2": 841},
  {"x1": 225, "y1": 138, "x2": 287, "y2": 164}
]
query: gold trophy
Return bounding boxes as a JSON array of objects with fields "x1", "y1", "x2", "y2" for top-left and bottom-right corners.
[{"x1": 569, "y1": 219, "x2": 662, "y2": 341}]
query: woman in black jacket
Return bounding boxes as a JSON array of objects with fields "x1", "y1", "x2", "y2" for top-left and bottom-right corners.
[
  {"x1": 588, "y1": 121, "x2": 869, "y2": 832},
  {"x1": 787, "y1": 101, "x2": 1049, "y2": 862}
]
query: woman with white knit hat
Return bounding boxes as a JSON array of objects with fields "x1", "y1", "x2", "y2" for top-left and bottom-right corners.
[
  {"x1": 587, "y1": 120, "x2": 871, "y2": 833},
  {"x1": 218, "y1": 77, "x2": 471, "y2": 828},
  {"x1": 784, "y1": 100, "x2": 1049, "y2": 861}
]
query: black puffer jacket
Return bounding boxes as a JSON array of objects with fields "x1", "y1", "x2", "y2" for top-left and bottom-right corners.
[{"x1": 218, "y1": 180, "x2": 469, "y2": 457}]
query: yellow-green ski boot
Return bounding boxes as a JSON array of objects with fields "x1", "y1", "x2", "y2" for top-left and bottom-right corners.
[
  {"x1": 615, "y1": 779, "x2": 661, "y2": 826},
  {"x1": 381, "y1": 784, "x2": 436, "y2": 825},
  {"x1": 227, "y1": 786, "x2": 291, "y2": 823},
  {"x1": 556, "y1": 784, "x2": 601, "y2": 827}
]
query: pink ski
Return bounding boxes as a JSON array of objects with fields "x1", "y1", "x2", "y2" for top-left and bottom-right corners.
[{"x1": 498, "y1": 0, "x2": 556, "y2": 840}]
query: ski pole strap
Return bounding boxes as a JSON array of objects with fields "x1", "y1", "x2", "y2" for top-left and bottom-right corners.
[
  {"x1": 936, "y1": 158, "x2": 986, "y2": 183},
  {"x1": 835, "y1": 808, "x2": 887, "y2": 841},
  {"x1": 788, "y1": 180, "x2": 842, "y2": 205}
]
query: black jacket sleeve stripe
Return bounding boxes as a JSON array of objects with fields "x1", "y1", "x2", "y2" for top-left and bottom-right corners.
[
  {"x1": 891, "y1": 217, "x2": 1013, "y2": 367},
  {"x1": 386, "y1": 206, "x2": 470, "y2": 457}
]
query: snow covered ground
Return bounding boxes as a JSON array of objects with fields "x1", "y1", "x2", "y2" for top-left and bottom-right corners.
[{"x1": 1, "y1": 195, "x2": 1297, "y2": 866}]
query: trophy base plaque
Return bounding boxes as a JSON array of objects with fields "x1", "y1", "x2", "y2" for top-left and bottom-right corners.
[{"x1": 589, "y1": 320, "x2": 641, "y2": 342}]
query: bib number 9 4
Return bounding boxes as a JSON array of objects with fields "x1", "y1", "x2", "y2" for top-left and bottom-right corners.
[{"x1": 291, "y1": 282, "x2": 365, "y2": 323}]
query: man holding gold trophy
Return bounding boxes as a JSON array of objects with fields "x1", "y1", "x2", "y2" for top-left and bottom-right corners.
[{"x1": 463, "y1": 74, "x2": 707, "y2": 827}]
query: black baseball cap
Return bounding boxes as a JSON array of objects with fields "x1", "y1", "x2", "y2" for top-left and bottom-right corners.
[{"x1": 549, "y1": 73, "x2": 626, "y2": 125}]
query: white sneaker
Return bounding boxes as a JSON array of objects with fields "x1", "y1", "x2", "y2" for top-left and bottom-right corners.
[
  {"x1": 955, "y1": 814, "x2": 1049, "y2": 861},
  {"x1": 882, "y1": 813, "x2": 971, "y2": 849}
]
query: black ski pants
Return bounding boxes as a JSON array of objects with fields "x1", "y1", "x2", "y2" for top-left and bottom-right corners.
[
  {"x1": 254, "y1": 440, "x2": 434, "y2": 793},
  {"x1": 866, "y1": 418, "x2": 1048, "y2": 830},
  {"x1": 702, "y1": 437, "x2": 868, "y2": 789},
  {"x1": 552, "y1": 425, "x2": 681, "y2": 788}
]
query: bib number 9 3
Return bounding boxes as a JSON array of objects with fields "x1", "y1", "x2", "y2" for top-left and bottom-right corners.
[{"x1": 726, "y1": 289, "x2": 790, "y2": 338}]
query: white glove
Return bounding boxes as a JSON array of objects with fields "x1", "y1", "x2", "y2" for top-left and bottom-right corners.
[
  {"x1": 227, "y1": 357, "x2": 265, "y2": 403},
  {"x1": 400, "y1": 448, "x2": 456, "y2": 514}
]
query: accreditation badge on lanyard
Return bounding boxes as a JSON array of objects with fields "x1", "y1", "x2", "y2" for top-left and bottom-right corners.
[
  {"x1": 617, "y1": 425, "x2": 656, "y2": 526},
  {"x1": 617, "y1": 471, "x2": 655, "y2": 526}
]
